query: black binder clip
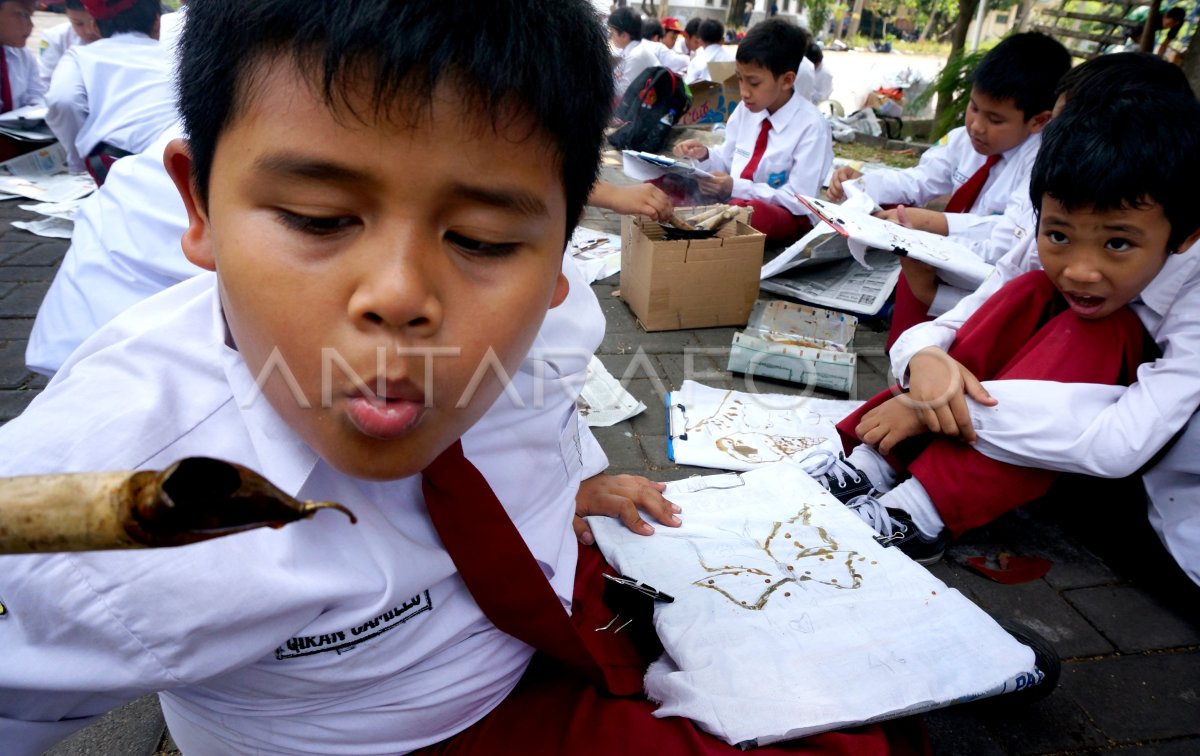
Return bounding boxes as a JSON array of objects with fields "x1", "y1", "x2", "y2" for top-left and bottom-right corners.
[{"x1": 595, "y1": 573, "x2": 675, "y2": 634}]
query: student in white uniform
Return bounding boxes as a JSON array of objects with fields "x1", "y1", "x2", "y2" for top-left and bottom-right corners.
[
  {"x1": 607, "y1": 7, "x2": 660, "y2": 103},
  {"x1": 36, "y1": 0, "x2": 100, "y2": 89},
  {"x1": 0, "y1": 0, "x2": 44, "y2": 113},
  {"x1": 806, "y1": 41, "x2": 832, "y2": 103},
  {"x1": 661, "y1": 16, "x2": 687, "y2": 54},
  {"x1": 674, "y1": 19, "x2": 832, "y2": 242},
  {"x1": 640, "y1": 17, "x2": 687, "y2": 76},
  {"x1": 826, "y1": 32, "x2": 1070, "y2": 347},
  {"x1": 1, "y1": 3, "x2": 922, "y2": 753},
  {"x1": 683, "y1": 18, "x2": 734, "y2": 84},
  {"x1": 885, "y1": 54, "x2": 1200, "y2": 587},
  {"x1": 44, "y1": 0, "x2": 176, "y2": 174}
]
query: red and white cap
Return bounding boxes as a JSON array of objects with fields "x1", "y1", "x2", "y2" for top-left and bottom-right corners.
[{"x1": 81, "y1": 0, "x2": 140, "y2": 22}]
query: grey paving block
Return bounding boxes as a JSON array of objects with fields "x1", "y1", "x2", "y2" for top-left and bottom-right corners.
[
  {"x1": 1065, "y1": 585, "x2": 1200, "y2": 653},
  {"x1": 0, "y1": 317, "x2": 35, "y2": 339},
  {"x1": 1101, "y1": 736, "x2": 1200, "y2": 755},
  {"x1": 598, "y1": 329, "x2": 699, "y2": 355},
  {"x1": 0, "y1": 339, "x2": 31, "y2": 389},
  {"x1": 938, "y1": 561, "x2": 1115, "y2": 659},
  {"x1": 4, "y1": 242, "x2": 67, "y2": 267},
  {"x1": 43, "y1": 694, "x2": 165, "y2": 756},
  {"x1": 923, "y1": 707, "x2": 1007, "y2": 756},
  {"x1": 0, "y1": 388, "x2": 38, "y2": 421},
  {"x1": 1064, "y1": 652, "x2": 1200, "y2": 742},
  {"x1": 690, "y1": 326, "x2": 741, "y2": 348},
  {"x1": 0, "y1": 281, "x2": 15, "y2": 300},
  {"x1": 642, "y1": 464, "x2": 712, "y2": 484},
  {"x1": 0, "y1": 240, "x2": 35, "y2": 263},
  {"x1": 628, "y1": 384, "x2": 667, "y2": 437},
  {"x1": 598, "y1": 295, "x2": 640, "y2": 334},
  {"x1": 855, "y1": 354, "x2": 893, "y2": 398},
  {"x1": 951, "y1": 514, "x2": 1119, "y2": 591},
  {"x1": 0, "y1": 264, "x2": 59, "y2": 282},
  {"x1": 590, "y1": 425, "x2": 647, "y2": 471},
  {"x1": 972, "y1": 678, "x2": 1109, "y2": 753},
  {"x1": 0, "y1": 281, "x2": 51, "y2": 317},
  {"x1": 639, "y1": 433, "x2": 681, "y2": 471}
]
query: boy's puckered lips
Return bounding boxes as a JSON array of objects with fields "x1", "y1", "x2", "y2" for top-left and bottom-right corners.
[{"x1": 346, "y1": 377, "x2": 427, "y2": 440}]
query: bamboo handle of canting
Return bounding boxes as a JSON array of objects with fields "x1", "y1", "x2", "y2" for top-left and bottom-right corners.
[
  {"x1": 0, "y1": 458, "x2": 356, "y2": 554},
  {"x1": 686, "y1": 205, "x2": 727, "y2": 225},
  {"x1": 696, "y1": 207, "x2": 741, "y2": 231},
  {"x1": 667, "y1": 213, "x2": 695, "y2": 230}
]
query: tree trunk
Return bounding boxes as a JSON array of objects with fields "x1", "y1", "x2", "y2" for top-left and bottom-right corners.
[
  {"x1": 728, "y1": 0, "x2": 752, "y2": 27},
  {"x1": 919, "y1": 7, "x2": 937, "y2": 42},
  {"x1": 660, "y1": 0, "x2": 670, "y2": 17},
  {"x1": 1016, "y1": 0, "x2": 1035, "y2": 32},
  {"x1": 935, "y1": 0, "x2": 979, "y2": 123},
  {"x1": 1182, "y1": 23, "x2": 1200, "y2": 95},
  {"x1": 1139, "y1": 2, "x2": 1162, "y2": 52},
  {"x1": 846, "y1": 0, "x2": 866, "y2": 39}
]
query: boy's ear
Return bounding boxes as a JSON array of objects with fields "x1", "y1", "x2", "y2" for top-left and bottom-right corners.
[
  {"x1": 163, "y1": 138, "x2": 216, "y2": 272},
  {"x1": 549, "y1": 270, "x2": 570, "y2": 309},
  {"x1": 1028, "y1": 110, "x2": 1053, "y2": 134},
  {"x1": 1177, "y1": 226, "x2": 1200, "y2": 254},
  {"x1": 779, "y1": 70, "x2": 797, "y2": 90}
]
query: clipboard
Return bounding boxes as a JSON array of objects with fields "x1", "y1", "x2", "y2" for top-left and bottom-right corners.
[{"x1": 622, "y1": 150, "x2": 715, "y2": 181}]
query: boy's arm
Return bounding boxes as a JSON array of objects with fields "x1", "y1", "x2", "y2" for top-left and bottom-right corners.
[
  {"x1": 696, "y1": 106, "x2": 740, "y2": 175},
  {"x1": 859, "y1": 127, "x2": 965, "y2": 207},
  {"x1": 43, "y1": 54, "x2": 87, "y2": 172}
]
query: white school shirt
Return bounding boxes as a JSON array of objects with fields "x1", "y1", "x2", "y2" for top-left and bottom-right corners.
[
  {"x1": 890, "y1": 239, "x2": 1200, "y2": 585},
  {"x1": 44, "y1": 32, "x2": 177, "y2": 172},
  {"x1": 812, "y1": 63, "x2": 833, "y2": 104},
  {"x1": 3, "y1": 45, "x2": 45, "y2": 109},
  {"x1": 698, "y1": 92, "x2": 833, "y2": 217},
  {"x1": 613, "y1": 39, "x2": 660, "y2": 102},
  {"x1": 0, "y1": 263, "x2": 607, "y2": 755},
  {"x1": 36, "y1": 22, "x2": 85, "y2": 90},
  {"x1": 643, "y1": 38, "x2": 688, "y2": 76},
  {"x1": 26, "y1": 126, "x2": 195, "y2": 377},
  {"x1": 794, "y1": 57, "x2": 815, "y2": 102},
  {"x1": 684, "y1": 42, "x2": 734, "y2": 85},
  {"x1": 158, "y1": 7, "x2": 187, "y2": 55}
]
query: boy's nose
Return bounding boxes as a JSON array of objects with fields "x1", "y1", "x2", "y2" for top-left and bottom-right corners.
[{"x1": 348, "y1": 237, "x2": 443, "y2": 336}]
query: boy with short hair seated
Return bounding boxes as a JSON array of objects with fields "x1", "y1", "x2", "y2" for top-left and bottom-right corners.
[
  {"x1": 0, "y1": 0, "x2": 44, "y2": 160},
  {"x1": 808, "y1": 91, "x2": 1200, "y2": 565},
  {"x1": 673, "y1": 18, "x2": 832, "y2": 242},
  {"x1": 607, "y1": 7, "x2": 660, "y2": 103},
  {"x1": 0, "y1": 2, "x2": 908, "y2": 754},
  {"x1": 37, "y1": 0, "x2": 100, "y2": 89},
  {"x1": 683, "y1": 17, "x2": 733, "y2": 84},
  {"x1": 45, "y1": 0, "x2": 176, "y2": 177},
  {"x1": 827, "y1": 32, "x2": 1070, "y2": 347}
]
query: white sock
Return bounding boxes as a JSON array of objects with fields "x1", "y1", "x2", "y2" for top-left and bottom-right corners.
[
  {"x1": 846, "y1": 445, "x2": 898, "y2": 493},
  {"x1": 879, "y1": 478, "x2": 945, "y2": 538}
]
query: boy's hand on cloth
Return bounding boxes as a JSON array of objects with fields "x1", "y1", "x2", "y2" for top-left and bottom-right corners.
[
  {"x1": 904, "y1": 347, "x2": 997, "y2": 443},
  {"x1": 826, "y1": 166, "x2": 864, "y2": 202},
  {"x1": 573, "y1": 473, "x2": 681, "y2": 546},
  {"x1": 875, "y1": 205, "x2": 949, "y2": 236},
  {"x1": 673, "y1": 139, "x2": 709, "y2": 161},
  {"x1": 855, "y1": 394, "x2": 927, "y2": 455},
  {"x1": 897, "y1": 256, "x2": 941, "y2": 307},
  {"x1": 696, "y1": 172, "x2": 733, "y2": 200}
]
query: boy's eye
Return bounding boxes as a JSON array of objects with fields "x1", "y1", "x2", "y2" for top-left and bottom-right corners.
[
  {"x1": 277, "y1": 211, "x2": 360, "y2": 236},
  {"x1": 1106, "y1": 238, "x2": 1133, "y2": 252},
  {"x1": 1045, "y1": 230, "x2": 1069, "y2": 244},
  {"x1": 445, "y1": 231, "x2": 519, "y2": 258}
]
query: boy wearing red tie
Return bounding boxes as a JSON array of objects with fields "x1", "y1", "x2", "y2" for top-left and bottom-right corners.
[
  {"x1": 828, "y1": 33, "x2": 1070, "y2": 347},
  {"x1": 673, "y1": 18, "x2": 831, "y2": 242},
  {"x1": 0, "y1": 0, "x2": 44, "y2": 159}
]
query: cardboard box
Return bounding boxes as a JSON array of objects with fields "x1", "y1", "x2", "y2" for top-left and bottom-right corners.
[
  {"x1": 678, "y1": 61, "x2": 740, "y2": 127},
  {"x1": 619, "y1": 210, "x2": 765, "y2": 332},
  {"x1": 726, "y1": 301, "x2": 859, "y2": 394}
]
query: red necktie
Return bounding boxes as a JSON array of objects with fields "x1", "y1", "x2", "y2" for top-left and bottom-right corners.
[
  {"x1": 739, "y1": 117, "x2": 771, "y2": 180},
  {"x1": 421, "y1": 439, "x2": 643, "y2": 696},
  {"x1": 1, "y1": 50, "x2": 12, "y2": 114},
  {"x1": 943, "y1": 153, "x2": 1002, "y2": 213}
]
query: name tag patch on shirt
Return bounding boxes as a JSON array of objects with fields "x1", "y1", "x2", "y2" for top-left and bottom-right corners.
[
  {"x1": 952, "y1": 170, "x2": 970, "y2": 184},
  {"x1": 767, "y1": 171, "x2": 788, "y2": 188},
  {"x1": 274, "y1": 591, "x2": 432, "y2": 660},
  {"x1": 735, "y1": 147, "x2": 752, "y2": 159}
]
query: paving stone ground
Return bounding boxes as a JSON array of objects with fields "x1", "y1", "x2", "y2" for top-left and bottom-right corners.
[{"x1": 2, "y1": 189, "x2": 1197, "y2": 755}]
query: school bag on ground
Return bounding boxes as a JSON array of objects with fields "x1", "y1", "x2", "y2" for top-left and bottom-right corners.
[{"x1": 609, "y1": 66, "x2": 691, "y2": 154}]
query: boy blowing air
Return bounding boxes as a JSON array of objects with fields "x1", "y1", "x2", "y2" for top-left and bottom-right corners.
[
  {"x1": 827, "y1": 33, "x2": 1070, "y2": 347},
  {"x1": 0, "y1": 1, "x2": 911, "y2": 753},
  {"x1": 807, "y1": 91, "x2": 1200, "y2": 565},
  {"x1": 674, "y1": 18, "x2": 832, "y2": 242}
]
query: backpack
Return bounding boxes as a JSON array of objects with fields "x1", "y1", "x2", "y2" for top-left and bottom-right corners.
[{"x1": 608, "y1": 66, "x2": 691, "y2": 153}]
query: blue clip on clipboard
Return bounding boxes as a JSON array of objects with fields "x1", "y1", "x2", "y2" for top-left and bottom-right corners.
[{"x1": 665, "y1": 392, "x2": 689, "y2": 463}]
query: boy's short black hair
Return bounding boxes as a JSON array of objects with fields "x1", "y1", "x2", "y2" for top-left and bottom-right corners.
[
  {"x1": 736, "y1": 19, "x2": 809, "y2": 76},
  {"x1": 697, "y1": 18, "x2": 724, "y2": 44},
  {"x1": 1166, "y1": 6, "x2": 1186, "y2": 22},
  {"x1": 608, "y1": 7, "x2": 642, "y2": 40},
  {"x1": 95, "y1": 0, "x2": 158, "y2": 37},
  {"x1": 805, "y1": 41, "x2": 823, "y2": 66},
  {"x1": 1055, "y1": 51, "x2": 1192, "y2": 102},
  {"x1": 176, "y1": 0, "x2": 613, "y2": 243},
  {"x1": 642, "y1": 18, "x2": 663, "y2": 40},
  {"x1": 972, "y1": 32, "x2": 1070, "y2": 120},
  {"x1": 1031, "y1": 92, "x2": 1200, "y2": 252},
  {"x1": 684, "y1": 17, "x2": 701, "y2": 37},
  {"x1": 65, "y1": 0, "x2": 85, "y2": 11}
]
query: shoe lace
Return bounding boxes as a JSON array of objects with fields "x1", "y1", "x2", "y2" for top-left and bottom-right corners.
[
  {"x1": 845, "y1": 494, "x2": 900, "y2": 539},
  {"x1": 797, "y1": 449, "x2": 862, "y2": 490}
]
